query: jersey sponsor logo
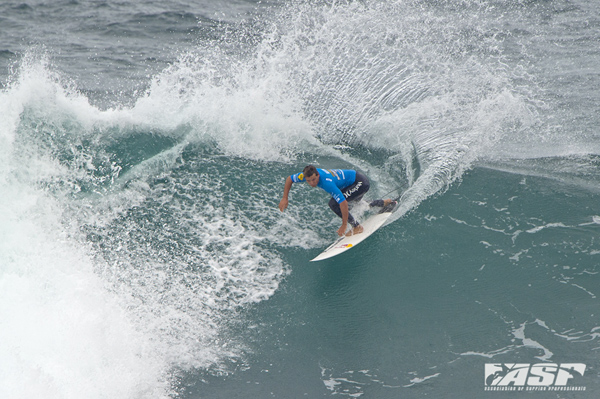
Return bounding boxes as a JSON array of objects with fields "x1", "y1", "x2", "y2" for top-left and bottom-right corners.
[
  {"x1": 291, "y1": 172, "x2": 305, "y2": 183},
  {"x1": 327, "y1": 169, "x2": 345, "y2": 180}
]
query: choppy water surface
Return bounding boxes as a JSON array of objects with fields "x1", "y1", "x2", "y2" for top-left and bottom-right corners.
[{"x1": 1, "y1": 1, "x2": 599, "y2": 398}]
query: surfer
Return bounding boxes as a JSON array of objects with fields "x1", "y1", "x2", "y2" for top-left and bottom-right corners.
[{"x1": 278, "y1": 165, "x2": 396, "y2": 236}]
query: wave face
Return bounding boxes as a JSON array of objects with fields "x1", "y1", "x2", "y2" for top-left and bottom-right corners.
[{"x1": 2, "y1": 0, "x2": 600, "y2": 398}]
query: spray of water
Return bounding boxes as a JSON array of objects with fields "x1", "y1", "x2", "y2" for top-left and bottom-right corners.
[{"x1": 0, "y1": 1, "x2": 540, "y2": 397}]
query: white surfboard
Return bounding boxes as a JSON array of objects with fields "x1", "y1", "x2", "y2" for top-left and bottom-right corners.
[{"x1": 311, "y1": 211, "x2": 394, "y2": 262}]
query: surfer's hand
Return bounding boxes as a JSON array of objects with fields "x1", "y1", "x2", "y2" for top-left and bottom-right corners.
[
  {"x1": 345, "y1": 225, "x2": 364, "y2": 236},
  {"x1": 337, "y1": 223, "x2": 347, "y2": 236},
  {"x1": 278, "y1": 198, "x2": 288, "y2": 212}
]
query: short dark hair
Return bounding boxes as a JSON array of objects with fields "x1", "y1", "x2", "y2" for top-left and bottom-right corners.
[{"x1": 303, "y1": 165, "x2": 318, "y2": 177}]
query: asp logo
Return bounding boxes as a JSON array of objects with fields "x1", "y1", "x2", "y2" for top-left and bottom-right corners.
[{"x1": 484, "y1": 363, "x2": 586, "y2": 392}]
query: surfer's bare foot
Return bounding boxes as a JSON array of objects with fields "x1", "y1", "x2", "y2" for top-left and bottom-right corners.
[
  {"x1": 379, "y1": 199, "x2": 398, "y2": 213},
  {"x1": 345, "y1": 225, "x2": 364, "y2": 236}
]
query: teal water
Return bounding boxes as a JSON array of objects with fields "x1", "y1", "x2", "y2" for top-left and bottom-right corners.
[
  {"x1": 1, "y1": 1, "x2": 600, "y2": 398},
  {"x1": 186, "y1": 166, "x2": 600, "y2": 398}
]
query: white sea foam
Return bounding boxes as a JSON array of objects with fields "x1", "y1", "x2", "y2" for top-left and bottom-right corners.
[
  {"x1": 403, "y1": 372, "x2": 441, "y2": 388},
  {"x1": 0, "y1": 51, "x2": 291, "y2": 398},
  {"x1": 0, "y1": 182, "x2": 172, "y2": 399},
  {"x1": 0, "y1": 1, "x2": 546, "y2": 397}
]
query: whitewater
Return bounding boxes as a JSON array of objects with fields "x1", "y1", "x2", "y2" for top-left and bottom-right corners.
[{"x1": 1, "y1": 0, "x2": 600, "y2": 398}]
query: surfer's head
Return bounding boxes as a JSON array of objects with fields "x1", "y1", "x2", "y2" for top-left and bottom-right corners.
[{"x1": 303, "y1": 165, "x2": 320, "y2": 187}]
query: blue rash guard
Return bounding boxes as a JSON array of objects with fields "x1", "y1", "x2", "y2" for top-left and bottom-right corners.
[{"x1": 291, "y1": 168, "x2": 357, "y2": 204}]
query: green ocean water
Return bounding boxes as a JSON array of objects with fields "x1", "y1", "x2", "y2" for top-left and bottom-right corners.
[
  {"x1": 184, "y1": 165, "x2": 600, "y2": 398},
  {"x1": 1, "y1": 0, "x2": 600, "y2": 398}
]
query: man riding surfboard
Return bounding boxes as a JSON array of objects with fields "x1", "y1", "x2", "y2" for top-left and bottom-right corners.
[{"x1": 278, "y1": 165, "x2": 395, "y2": 236}]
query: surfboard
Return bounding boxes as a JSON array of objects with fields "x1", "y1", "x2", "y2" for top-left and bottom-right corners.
[{"x1": 310, "y1": 211, "x2": 394, "y2": 262}]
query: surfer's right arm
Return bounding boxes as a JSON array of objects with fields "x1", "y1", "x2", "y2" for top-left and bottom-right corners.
[{"x1": 278, "y1": 176, "x2": 293, "y2": 212}]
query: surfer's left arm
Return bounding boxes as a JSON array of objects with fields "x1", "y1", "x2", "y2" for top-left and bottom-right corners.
[
  {"x1": 278, "y1": 176, "x2": 293, "y2": 212},
  {"x1": 337, "y1": 200, "x2": 349, "y2": 236}
]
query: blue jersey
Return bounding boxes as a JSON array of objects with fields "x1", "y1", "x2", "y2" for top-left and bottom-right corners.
[{"x1": 291, "y1": 168, "x2": 357, "y2": 204}]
